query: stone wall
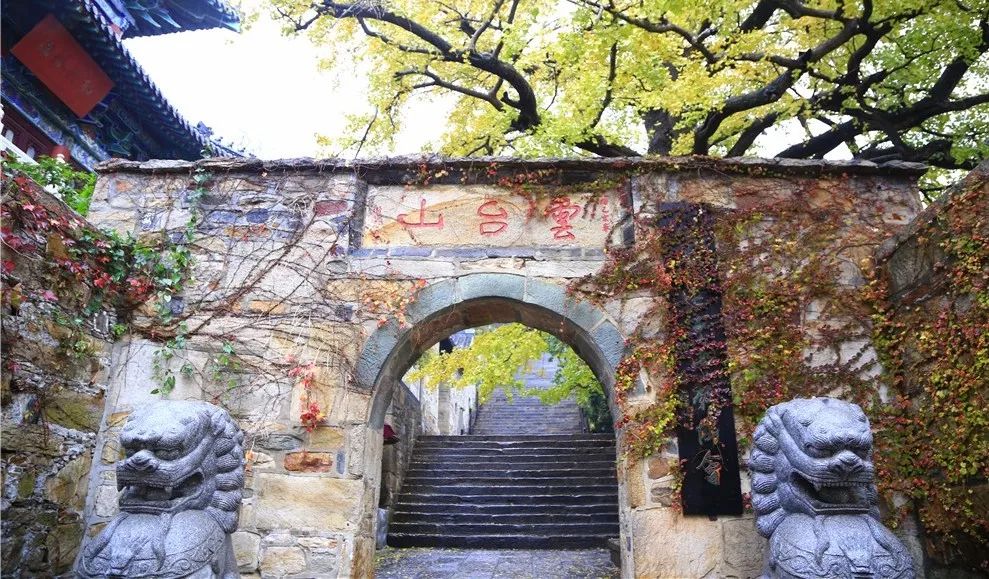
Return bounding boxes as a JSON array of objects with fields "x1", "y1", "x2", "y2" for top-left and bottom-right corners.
[
  {"x1": 380, "y1": 380, "x2": 422, "y2": 511},
  {"x1": 78, "y1": 156, "x2": 924, "y2": 578},
  {"x1": 875, "y1": 161, "x2": 988, "y2": 578},
  {"x1": 441, "y1": 380, "x2": 478, "y2": 436},
  {"x1": 1, "y1": 174, "x2": 116, "y2": 576},
  {"x1": 406, "y1": 345, "x2": 479, "y2": 437}
]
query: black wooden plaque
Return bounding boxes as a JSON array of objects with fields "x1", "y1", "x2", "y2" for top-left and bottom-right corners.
[{"x1": 658, "y1": 203, "x2": 744, "y2": 517}]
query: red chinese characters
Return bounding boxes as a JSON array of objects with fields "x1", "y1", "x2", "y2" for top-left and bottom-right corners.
[
  {"x1": 544, "y1": 196, "x2": 581, "y2": 240},
  {"x1": 397, "y1": 199, "x2": 444, "y2": 229},
  {"x1": 477, "y1": 199, "x2": 508, "y2": 236}
]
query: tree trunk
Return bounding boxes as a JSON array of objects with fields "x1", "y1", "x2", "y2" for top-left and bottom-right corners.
[{"x1": 644, "y1": 109, "x2": 677, "y2": 155}]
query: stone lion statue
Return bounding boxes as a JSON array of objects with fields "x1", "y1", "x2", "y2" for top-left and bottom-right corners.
[
  {"x1": 78, "y1": 401, "x2": 244, "y2": 578},
  {"x1": 749, "y1": 398, "x2": 914, "y2": 579}
]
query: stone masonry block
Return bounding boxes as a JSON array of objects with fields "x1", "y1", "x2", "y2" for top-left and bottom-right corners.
[
  {"x1": 560, "y1": 296, "x2": 605, "y2": 334},
  {"x1": 719, "y1": 517, "x2": 766, "y2": 578},
  {"x1": 521, "y1": 278, "x2": 568, "y2": 317},
  {"x1": 260, "y1": 546, "x2": 306, "y2": 577},
  {"x1": 251, "y1": 473, "x2": 362, "y2": 531},
  {"x1": 284, "y1": 452, "x2": 333, "y2": 472},
  {"x1": 592, "y1": 320, "x2": 626, "y2": 371},
  {"x1": 631, "y1": 508, "x2": 724, "y2": 578},
  {"x1": 315, "y1": 199, "x2": 350, "y2": 217},
  {"x1": 233, "y1": 531, "x2": 261, "y2": 572},
  {"x1": 403, "y1": 278, "x2": 459, "y2": 325},
  {"x1": 355, "y1": 323, "x2": 400, "y2": 391},
  {"x1": 457, "y1": 273, "x2": 525, "y2": 303}
]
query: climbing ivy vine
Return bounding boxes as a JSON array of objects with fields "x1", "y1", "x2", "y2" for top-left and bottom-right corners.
[
  {"x1": 865, "y1": 173, "x2": 988, "y2": 567},
  {"x1": 4, "y1": 156, "x2": 95, "y2": 215},
  {"x1": 569, "y1": 169, "x2": 988, "y2": 571}
]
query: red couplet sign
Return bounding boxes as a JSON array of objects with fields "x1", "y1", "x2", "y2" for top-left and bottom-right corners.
[{"x1": 10, "y1": 14, "x2": 114, "y2": 118}]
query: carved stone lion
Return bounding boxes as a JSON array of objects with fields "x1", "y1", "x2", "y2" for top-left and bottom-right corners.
[
  {"x1": 78, "y1": 401, "x2": 245, "y2": 578},
  {"x1": 749, "y1": 398, "x2": 914, "y2": 579}
]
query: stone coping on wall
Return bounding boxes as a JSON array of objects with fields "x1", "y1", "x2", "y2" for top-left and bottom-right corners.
[
  {"x1": 97, "y1": 154, "x2": 928, "y2": 184},
  {"x1": 875, "y1": 159, "x2": 988, "y2": 263}
]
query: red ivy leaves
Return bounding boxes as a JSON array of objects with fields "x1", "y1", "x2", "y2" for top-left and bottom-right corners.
[{"x1": 288, "y1": 358, "x2": 323, "y2": 432}]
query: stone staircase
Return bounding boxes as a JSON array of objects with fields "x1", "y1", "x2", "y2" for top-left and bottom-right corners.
[
  {"x1": 387, "y1": 357, "x2": 619, "y2": 549},
  {"x1": 471, "y1": 391, "x2": 584, "y2": 435},
  {"x1": 472, "y1": 356, "x2": 584, "y2": 435},
  {"x1": 387, "y1": 434, "x2": 619, "y2": 548}
]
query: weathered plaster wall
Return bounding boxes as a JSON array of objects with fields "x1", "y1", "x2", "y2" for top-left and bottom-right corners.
[
  {"x1": 78, "y1": 156, "x2": 923, "y2": 578},
  {"x1": 407, "y1": 345, "x2": 480, "y2": 436},
  {"x1": 441, "y1": 380, "x2": 478, "y2": 435},
  {"x1": 1, "y1": 176, "x2": 116, "y2": 576}
]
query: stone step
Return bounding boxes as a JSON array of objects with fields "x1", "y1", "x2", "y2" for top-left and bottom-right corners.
[
  {"x1": 400, "y1": 484, "x2": 617, "y2": 497},
  {"x1": 386, "y1": 532, "x2": 614, "y2": 549},
  {"x1": 471, "y1": 428, "x2": 585, "y2": 435},
  {"x1": 473, "y1": 419, "x2": 581, "y2": 424},
  {"x1": 415, "y1": 437, "x2": 615, "y2": 450},
  {"x1": 417, "y1": 434, "x2": 613, "y2": 443},
  {"x1": 388, "y1": 521, "x2": 619, "y2": 536},
  {"x1": 474, "y1": 411, "x2": 578, "y2": 416},
  {"x1": 477, "y1": 408, "x2": 580, "y2": 422},
  {"x1": 413, "y1": 445, "x2": 613, "y2": 454},
  {"x1": 477, "y1": 406, "x2": 578, "y2": 410},
  {"x1": 408, "y1": 462, "x2": 616, "y2": 473},
  {"x1": 470, "y1": 422, "x2": 582, "y2": 428},
  {"x1": 471, "y1": 392, "x2": 584, "y2": 435},
  {"x1": 391, "y1": 502, "x2": 618, "y2": 515},
  {"x1": 413, "y1": 443, "x2": 614, "y2": 453},
  {"x1": 476, "y1": 406, "x2": 581, "y2": 412},
  {"x1": 473, "y1": 416, "x2": 581, "y2": 422},
  {"x1": 480, "y1": 395, "x2": 571, "y2": 401},
  {"x1": 413, "y1": 447, "x2": 614, "y2": 458},
  {"x1": 391, "y1": 512, "x2": 619, "y2": 525},
  {"x1": 404, "y1": 467, "x2": 616, "y2": 478},
  {"x1": 394, "y1": 493, "x2": 618, "y2": 506},
  {"x1": 403, "y1": 476, "x2": 617, "y2": 486},
  {"x1": 410, "y1": 455, "x2": 616, "y2": 465},
  {"x1": 473, "y1": 422, "x2": 580, "y2": 426},
  {"x1": 481, "y1": 395, "x2": 575, "y2": 401}
]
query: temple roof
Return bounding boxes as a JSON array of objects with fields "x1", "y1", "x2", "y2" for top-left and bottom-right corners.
[
  {"x1": 100, "y1": 0, "x2": 241, "y2": 38},
  {"x1": 3, "y1": 0, "x2": 242, "y2": 161}
]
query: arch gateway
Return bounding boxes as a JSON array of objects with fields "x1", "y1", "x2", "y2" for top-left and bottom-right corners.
[{"x1": 78, "y1": 156, "x2": 924, "y2": 577}]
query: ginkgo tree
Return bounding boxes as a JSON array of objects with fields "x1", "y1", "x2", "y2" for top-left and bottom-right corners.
[
  {"x1": 406, "y1": 324, "x2": 611, "y2": 430},
  {"x1": 268, "y1": 0, "x2": 988, "y2": 189}
]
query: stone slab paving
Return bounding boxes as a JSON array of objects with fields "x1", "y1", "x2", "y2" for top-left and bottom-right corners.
[{"x1": 374, "y1": 548, "x2": 619, "y2": 579}]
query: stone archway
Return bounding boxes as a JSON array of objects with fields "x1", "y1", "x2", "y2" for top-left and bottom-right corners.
[
  {"x1": 68, "y1": 158, "x2": 925, "y2": 578},
  {"x1": 352, "y1": 273, "x2": 627, "y2": 574}
]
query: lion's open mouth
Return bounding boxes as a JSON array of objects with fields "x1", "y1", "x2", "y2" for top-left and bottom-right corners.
[
  {"x1": 118, "y1": 470, "x2": 204, "y2": 513},
  {"x1": 791, "y1": 471, "x2": 871, "y2": 513}
]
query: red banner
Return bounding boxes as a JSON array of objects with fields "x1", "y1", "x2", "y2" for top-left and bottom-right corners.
[{"x1": 11, "y1": 14, "x2": 114, "y2": 118}]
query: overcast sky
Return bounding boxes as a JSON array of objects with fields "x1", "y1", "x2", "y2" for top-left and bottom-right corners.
[
  {"x1": 124, "y1": 3, "x2": 821, "y2": 161},
  {"x1": 124, "y1": 4, "x2": 449, "y2": 159}
]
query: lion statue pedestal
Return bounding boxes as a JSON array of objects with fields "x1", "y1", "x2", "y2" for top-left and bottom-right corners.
[
  {"x1": 77, "y1": 401, "x2": 245, "y2": 578},
  {"x1": 749, "y1": 397, "x2": 915, "y2": 579}
]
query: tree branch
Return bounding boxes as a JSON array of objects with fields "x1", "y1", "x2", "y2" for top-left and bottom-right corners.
[
  {"x1": 313, "y1": 1, "x2": 541, "y2": 130},
  {"x1": 692, "y1": 2, "x2": 870, "y2": 154},
  {"x1": 577, "y1": 0, "x2": 718, "y2": 64},
  {"x1": 589, "y1": 43, "x2": 618, "y2": 129},
  {"x1": 400, "y1": 68, "x2": 505, "y2": 110},
  {"x1": 726, "y1": 111, "x2": 780, "y2": 157},
  {"x1": 574, "y1": 135, "x2": 640, "y2": 157}
]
